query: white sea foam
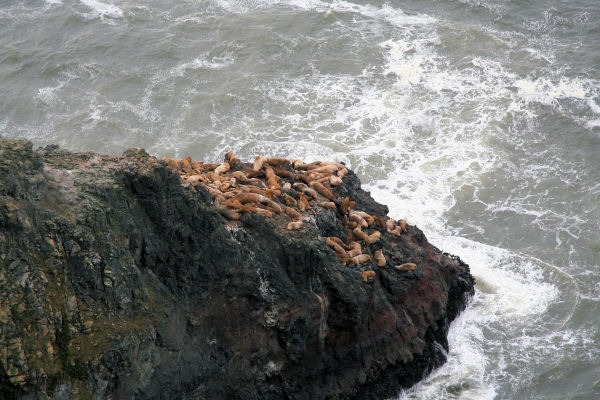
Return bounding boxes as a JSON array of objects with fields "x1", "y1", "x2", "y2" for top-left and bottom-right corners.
[{"x1": 80, "y1": 0, "x2": 123, "y2": 19}]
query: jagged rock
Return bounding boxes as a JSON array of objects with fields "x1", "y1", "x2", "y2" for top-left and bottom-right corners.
[{"x1": 0, "y1": 137, "x2": 474, "y2": 399}]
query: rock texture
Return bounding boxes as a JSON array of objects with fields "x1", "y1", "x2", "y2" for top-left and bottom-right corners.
[{"x1": 0, "y1": 137, "x2": 474, "y2": 400}]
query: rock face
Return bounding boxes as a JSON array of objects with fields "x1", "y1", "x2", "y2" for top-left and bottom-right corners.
[{"x1": 0, "y1": 137, "x2": 474, "y2": 400}]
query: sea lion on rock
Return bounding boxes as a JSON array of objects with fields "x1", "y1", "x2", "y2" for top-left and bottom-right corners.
[
  {"x1": 317, "y1": 201, "x2": 336, "y2": 210},
  {"x1": 394, "y1": 263, "x2": 417, "y2": 272},
  {"x1": 214, "y1": 161, "x2": 230, "y2": 175},
  {"x1": 226, "y1": 150, "x2": 237, "y2": 167},
  {"x1": 232, "y1": 171, "x2": 249, "y2": 182},
  {"x1": 361, "y1": 270, "x2": 376, "y2": 282},
  {"x1": 374, "y1": 249, "x2": 386, "y2": 266},
  {"x1": 364, "y1": 231, "x2": 381, "y2": 245},
  {"x1": 352, "y1": 254, "x2": 371, "y2": 265},
  {"x1": 282, "y1": 194, "x2": 297, "y2": 207},
  {"x1": 253, "y1": 156, "x2": 267, "y2": 171},
  {"x1": 325, "y1": 237, "x2": 346, "y2": 254},
  {"x1": 353, "y1": 227, "x2": 369, "y2": 241},
  {"x1": 218, "y1": 205, "x2": 241, "y2": 220},
  {"x1": 285, "y1": 206, "x2": 302, "y2": 221},
  {"x1": 309, "y1": 181, "x2": 336, "y2": 201},
  {"x1": 329, "y1": 176, "x2": 343, "y2": 186},
  {"x1": 298, "y1": 194, "x2": 311, "y2": 211}
]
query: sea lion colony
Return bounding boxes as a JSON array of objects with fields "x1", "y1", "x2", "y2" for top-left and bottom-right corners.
[{"x1": 162, "y1": 152, "x2": 415, "y2": 282}]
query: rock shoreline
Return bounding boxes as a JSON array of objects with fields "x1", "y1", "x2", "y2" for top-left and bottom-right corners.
[{"x1": 0, "y1": 137, "x2": 474, "y2": 399}]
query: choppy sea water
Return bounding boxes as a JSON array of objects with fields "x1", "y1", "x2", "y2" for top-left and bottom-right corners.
[{"x1": 1, "y1": 0, "x2": 599, "y2": 398}]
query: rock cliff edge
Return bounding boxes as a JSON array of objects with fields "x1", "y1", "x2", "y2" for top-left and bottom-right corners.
[{"x1": 0, "y1": 137, "x2": 474, "y2": 399}]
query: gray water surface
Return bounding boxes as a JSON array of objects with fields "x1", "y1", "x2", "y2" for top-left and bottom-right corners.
[{"x1": 1, "y1": 0, "x2": 599, "y2": 398}]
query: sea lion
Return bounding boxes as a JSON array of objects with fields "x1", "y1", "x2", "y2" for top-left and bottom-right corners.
[
  {"x1": 295, "y1": 173, "x2": 310, "y2": 184},
  {"x1": 253, "y1": 156, "x2": 266, "y2": 171},
  {"x1": 265, "y1": 189, "x2": 281, "y2": 199},
  {"x1": 162, "y1": 156, "x2": 179, "y2": 170},
  {"x1": 292, "y1": 159, "x2": 307, "y2": 170},
  {"x1": 349, "y1": 211, "x2": 368, "y2": 228},
  {"x1": 231, "y1": 171, "x2": 249, "y2": 182},
  {"x1": 340, "y1": 196, "x2": 351, "y2": 215},
  {"x1": 309, "y1": 181, "x2": 336, "y2": 201},
  {"x1": 352, "y1": 254, "x2": 371, "y2": 265},
  {"x1": 317, "y1": 201, "x2": 336, "y2": 210},
  {"x1": 327, "y1": 236, "x2": 346, "y2": 247},
  {"x1": 287, "y1": 221, "x2": 303, "y2": 230},
  {"x1": 265, "y1": 157, "x2": 290, "y2": 167},
  {"x1": 374, "y1": 249, "x2": 386, "y2": 266},
  {"x1": 337, "y1": 167, "x2": 348, "y2": 178},
  {"x1": 285, "y1": 206, "x2": 302, "y2": 221},
  {"x1": 347, "y1": 242, "x2": 362, "y2": 257},
  {"x1": 344, "y1": 216, "x2": 358, "y2": 230},
  {"x1": 398, "y1": 219, "x2": 408, "y2": 233},
  {"x1": 373, "y1": 216, "x2": 385, "y2": 229},
  {"x1": 226, "y1": 150, "x2": 237, "y2": 167},
  {"x1": 293, "y1": 183, "x2": 318, "y2": 200},
  {"x1": 276, "y1": 169, "x2": 294, "y2": 179},
  {"x1": 353, "y1": 227, "x2": 369, "y2": 241},
  {"x1": 298, "y1": 194, "x2": 310, "y2": 211},
  {"x1": 241, "y1": 205, "x2": 272, "y2": 218},
  {"x1": 267, "y1": 177, "x2": 280, "y2": 190},
  {"x1": 310, "y1": 164, "x2": 338, "y2": 174},
  {"x1": 394, "y1": 263, "x2": 417, "y2": 272},
  {"x1": 329, "y1": 175, "x2": 343, "y2": 186},
  {"x1": 361, "y1": 270, "x2": 376, "y2": 282},
  {"x1": 282, "y1": 194, "x2": 297, "y2": 207},
  {"x1": 325, "y1": 237, "x2": 346, "y2": 254},
  {"x1": 218, "y1": 205, "x2": 241, "y2": 220},
  {"x1": 185, "y1": 174, "x2": 205, "y2": 184},
  {"x1": 364, "y1": 231, "x2": 381, "y2": 245},
  {"x1": 386, "y1": 219, "x2": 401, "y2": 236},
  {"x1": 336, "y1": 253, "x2": 352, "y2": 265},
  {"x1": 181, "y1": 156, "x2": 194, "y2": 173}
]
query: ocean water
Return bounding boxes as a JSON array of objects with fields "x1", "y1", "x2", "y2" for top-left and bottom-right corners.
[{"x1": 1, "y1": 0, "x2": 599, "y2": 398}]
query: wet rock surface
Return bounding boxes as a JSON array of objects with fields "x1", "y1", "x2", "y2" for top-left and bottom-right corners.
[{"x1": 0, "y1": 137, "x2": 474, "y2": 400}]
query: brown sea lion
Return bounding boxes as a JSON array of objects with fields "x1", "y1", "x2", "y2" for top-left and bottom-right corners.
[
  {"x1": 265, "y1": 157, "x2": 290, "y2": 167},
  {"x1": 349, "y1": 211, "x2": 368, "y2": 228},
  {"x1": 340, "y1": 196, "x2": 351, "y2": 215},
  {"x1": 394, "y1": 263, "x2": 417, "y2": 272},
  {"x1": 310, "y1": 181, "x2": 336, "y2": 201},
  {"x1": 329, "y1": 175, "x2": 343, "y2": 186},
  {"x1": 310, "y1": 164, "x2": 338, "y2": 174},
  {"x1": 253, "y1": 156, "x2": 266, "y2": 171},
  {"x1": 226, "y1": 150, "x2": 237, "y2": 167},
  {"x1": 364, "y1": 231, "x2": 381, "y2": 245},
  {"x1": 282, "y1": 194, "x2": 297, "y2": 207},
  {"x1": 317, "y1": 201, "x2": 336, "y2": 210},
  {"x1": 285, "y1": 206, "x2": 302, "y2": 221},
  {"x1": 218, "y1": 205, "x2": 241, "y2": 220},
  {"x1": 353, "y1": 227, "x2": 369, "y2": 241},
  {"x1": 162, "y1": 156, "x2": 179, "y2": 170},
  {"x1": 325, "y1": 237, "x2": 346, "y2": 254},
  {"x1": 374, "y1": 249, "x2": 386, "y2": 266},
  {"x1": 276, "y1": 168, "x2": 294, "y2": 179},
  {"x1": 361, "y1": 270, "x2": 376, "y2": 282},
  {"x1": 352, "y1": 254, "x2": 371, "y2": 265},
  {"x1": 298, "y1": 194, "x2": 311, "y2": 211}
]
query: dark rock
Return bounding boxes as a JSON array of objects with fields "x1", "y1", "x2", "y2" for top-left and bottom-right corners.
[{"x1": 0, "y1": 137, "x2": 474, "y2": 399}]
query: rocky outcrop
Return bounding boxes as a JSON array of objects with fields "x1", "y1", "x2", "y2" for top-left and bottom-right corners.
[{"x1": 0, "y1": 137, "x2": 474, "y2": 400}]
